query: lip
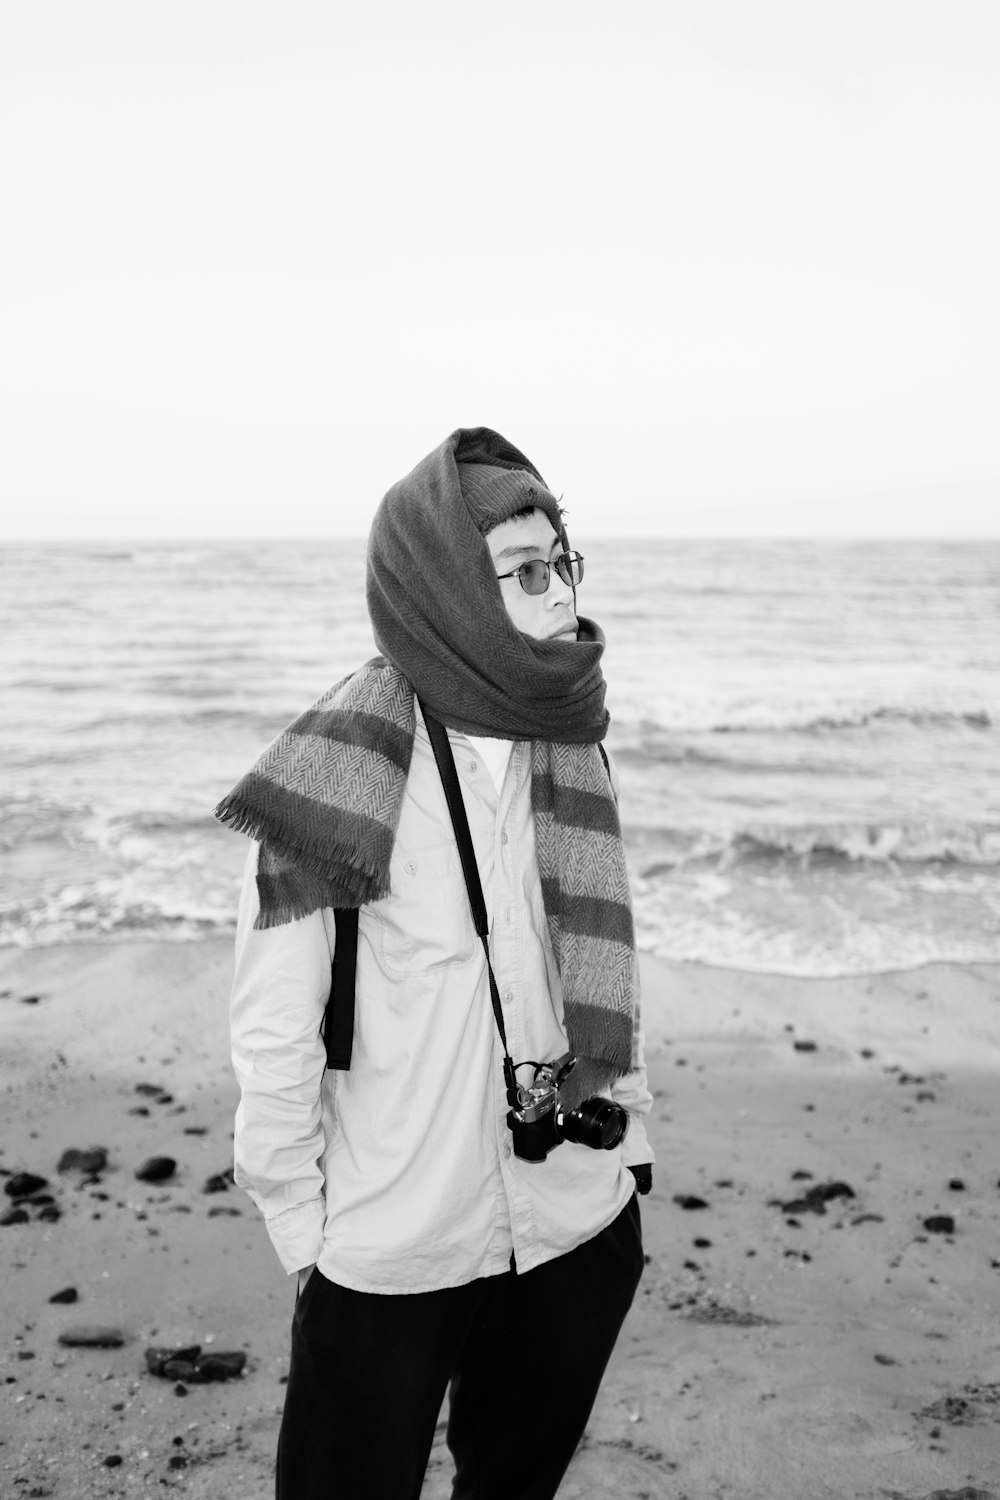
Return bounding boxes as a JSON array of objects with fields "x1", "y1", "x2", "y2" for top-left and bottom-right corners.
[{"x1": 550, "y1": 622, "x2": 579, "y2": 640}]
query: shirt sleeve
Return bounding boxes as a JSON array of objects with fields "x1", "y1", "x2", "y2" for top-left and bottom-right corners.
[
  {"x1": 612, "y1": 991, "x2": 656, "y2": 1168},
  {"x1": 230, "y1": 844, "x2": 332, "y2": 1275}
]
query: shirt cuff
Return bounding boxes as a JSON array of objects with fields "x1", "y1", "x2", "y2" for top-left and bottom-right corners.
[
  {"x1": 622, "y1": 1115, "x2": 655, "y2": 1169},
  {"x1": 262, "y1": 1195, "x2": 326, "y2": 1276}
]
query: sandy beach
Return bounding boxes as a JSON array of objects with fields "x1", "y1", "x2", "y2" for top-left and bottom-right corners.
[{"x1": 2, "y1": 939, "x2": 999, "y2": 1499}]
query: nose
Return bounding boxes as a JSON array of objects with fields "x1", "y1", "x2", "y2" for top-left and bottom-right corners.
[{"x1": 547, "y1": 563, "x2": 575, "y2": 605}]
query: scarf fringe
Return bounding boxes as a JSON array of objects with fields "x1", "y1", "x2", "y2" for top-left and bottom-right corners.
[{"x1": 215, "y1": 791, "x2": 390, "y2": 905}]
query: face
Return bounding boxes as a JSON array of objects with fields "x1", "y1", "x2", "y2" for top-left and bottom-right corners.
[{"x1": 486, "y1": 509, "x2": 579, "y2": 642}]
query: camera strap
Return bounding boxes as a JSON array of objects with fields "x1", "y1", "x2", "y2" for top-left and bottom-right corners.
[{"x1": 419, "y1": 702, "x2": 519, "y2": 1102}]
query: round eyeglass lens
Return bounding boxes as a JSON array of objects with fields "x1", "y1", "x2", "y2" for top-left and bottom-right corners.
[
  {"x1": 519, "y1": 560, "x2": 551, "y2": 595},
  {"x1": 555, "y1": 552, "x2": 584, "y2": 587}
]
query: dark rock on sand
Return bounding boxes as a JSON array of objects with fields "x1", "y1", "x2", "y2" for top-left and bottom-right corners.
[
  {"x1": 49, "y1": 1287, "x2": 79, "y2": 1304},
  {"x1": 673, "y1": 1194, "x2": 709, "y2": 1211},
  {"x1": 145, "y1": 1345, "x2": 247, "y2": 1383},
  {"x1": 948, "y1": 1178, "x2": 966, "y2": 1191},
  {"x1": 202, "y1": 1168, "x2": 235, "y2": 1193},
  {"x1": 135, "y1": 1156, "x2": 177, "y2": 1183},
  {"x1": 35, "y1": 1204, "x2": 62, "y2": 1222},
  {"x1": 1, "y1": 1207, "x2": 30, "y2": 1226},
  {"x1": 792, "y1": 1040, "x2": 818, "y2": 1052},
  {"x1": 58, "y1": 1147, "x2": 108, "y2": 1175},
  {"x1": 780, "y1": 1180, "x2": 855, "y2": 1215},
  {"x1": 134, "y1": 1083, "x2": 167, "y2": 1097},
  {"x1": 5, "y1": 1172, "x2": 48, "y2": 1199},
  {"x1": 923, "y1": 1215, "x2": 956, "y2": 1235},
  {"x1": 58, "y1": 1326, "x2": 125, "y2": 1348},
  {"x1": 103, "y1": 1454, "x2": 123, "y2": 1468}
]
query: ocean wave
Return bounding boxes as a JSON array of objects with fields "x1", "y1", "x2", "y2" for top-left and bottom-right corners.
[
  {"x1": 630, "y1": 820, "x2": 1000, "y2": 873},
  {"x1": 0, "y1": 887, "x2": 235, "y2": 947},
  {"x1": 611, "y1": 703, "x2": 995, "y2": 746},
  {"x1": 0, "y1": 799, "x2": 235, "y2": 861}
]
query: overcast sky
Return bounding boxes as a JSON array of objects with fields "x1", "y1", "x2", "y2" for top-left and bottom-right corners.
[{"x1": 2, "y1": 1, "x2": 998, "y2": 539}]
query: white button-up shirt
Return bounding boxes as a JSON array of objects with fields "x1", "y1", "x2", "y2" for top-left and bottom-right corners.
[{"x1": 230, "y1": 710, "x2": 654, "y2": 1294}]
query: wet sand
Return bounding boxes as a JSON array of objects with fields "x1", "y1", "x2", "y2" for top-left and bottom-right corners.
[{"x1": 2, "y1": 941, "x2": 999, "y2": 1499}]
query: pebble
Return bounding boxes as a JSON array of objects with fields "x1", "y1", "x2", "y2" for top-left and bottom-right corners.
[
  {"x1": 792, "y1": 1040, "x2": 818, "y2": 1052},
  {"x1": 145, "y1": 1345, "x2": 247, "y2": 1383},
  {"x1": 673, "y1": 1194, "x2": 709, "y2": 1211},
  {"x1": 58, "y1": 1147, "x2": 109, "y2": 1175},
  {"x1": 59, "y1": 1326, "x2": 126, "y2": 1348},
  {"x1": 202, "y1": 1170, "x2": 235, "y2": 1193},
  {"x1": 49, "y1": 1287, "x2": 79, "y2": 1304},
  {"x1": 778, "y1": 1180, "x2": 855, "y2": 1216},
  {"x1": 0, "y1": 1207, "x2": 30, "y2": 1226},
  {"x1": 103, "y1": 1455, "x2": 123, "y2": 1468},
  {"x1": 5, "y1": 1172, "x2": 49, "y2": 1199},
  {"x1": 135, "y1": 1156, "x2": 177, "y2": 1183},
  {"x1": 923, "y1": 1215, "x2": 956, "y2": 1235}
]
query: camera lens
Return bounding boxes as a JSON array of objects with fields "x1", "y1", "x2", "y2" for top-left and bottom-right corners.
[{"x1": 559, "y1": 1097, "x2": 629, "y2": 1151}]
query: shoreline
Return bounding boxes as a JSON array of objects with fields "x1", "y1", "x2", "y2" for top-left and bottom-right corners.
[{"x1": 2, "y1": 941, "x2": 1000, "y2": 1497}]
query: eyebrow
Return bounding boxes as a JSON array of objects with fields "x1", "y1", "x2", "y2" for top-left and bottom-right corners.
[{"x1": 493, "y1": 539, "x2": 563, "y2": 563}]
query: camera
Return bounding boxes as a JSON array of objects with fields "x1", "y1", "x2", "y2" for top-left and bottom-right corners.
[{"x1": 505, "y1": 1053, "x2": 629, "y2": 1163}]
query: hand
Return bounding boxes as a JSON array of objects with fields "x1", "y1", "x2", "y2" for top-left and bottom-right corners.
[{"x1": 628, "y1": 1164, "x2": 653, "y2": 1196}]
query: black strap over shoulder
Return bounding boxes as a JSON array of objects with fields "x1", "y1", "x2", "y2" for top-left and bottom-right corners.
[{"x1": 324, "y1": 908, "x2": 358, "y2": 1070}]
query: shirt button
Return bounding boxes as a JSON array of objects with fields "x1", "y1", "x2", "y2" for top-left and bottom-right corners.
[
  {"x1": 503, "y1": 1144, "x2": 512, "y2": 1160},
  {"x1": 503, "y1": 987, "x2": 513, "y2": 1005},
  {"x1": 501, "y1": 831, "x2": 508, "y2": 845},
  {"x1": 404, "y1": 860, "x2": 417, "y2": 876},
  {"x1": 468, "y1": 760, "x2": 478, "y2": 773}
]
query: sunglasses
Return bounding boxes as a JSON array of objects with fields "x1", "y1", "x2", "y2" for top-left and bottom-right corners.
[{"x1": 495, "y1": 551, "x2": 585, "y2": 596}]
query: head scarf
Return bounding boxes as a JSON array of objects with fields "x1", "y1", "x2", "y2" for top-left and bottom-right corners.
[{"x1": 366, "y1": 427, "x2": 608, "y2": 742}]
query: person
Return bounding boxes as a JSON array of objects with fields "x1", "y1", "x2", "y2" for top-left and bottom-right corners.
[{"x1": 217, "y1": 426, "x2": 654, "y2": 1500}]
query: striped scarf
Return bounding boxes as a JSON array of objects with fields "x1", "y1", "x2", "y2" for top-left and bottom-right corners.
[{"x1": 215, "y1": 657, "x2": 637, "y2": 1101}]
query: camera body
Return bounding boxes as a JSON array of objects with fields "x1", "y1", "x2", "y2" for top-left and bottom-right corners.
[{"x1": 506, "y1": 1052, "x2": 629, "y2": 1163}]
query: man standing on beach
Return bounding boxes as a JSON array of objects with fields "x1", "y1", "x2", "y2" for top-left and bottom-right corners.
[{"x1": 218, "y1": 427, "x2": 654, "y2": 1500}]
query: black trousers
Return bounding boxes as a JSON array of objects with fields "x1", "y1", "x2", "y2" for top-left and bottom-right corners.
[{"x1": 275, "y1": 1195, "x2": 644, "y2": 1500}]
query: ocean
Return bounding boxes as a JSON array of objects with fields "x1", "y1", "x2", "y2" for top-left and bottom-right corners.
[{"x1": 2, "y1": 539, "x2": 998, "y2": 977}]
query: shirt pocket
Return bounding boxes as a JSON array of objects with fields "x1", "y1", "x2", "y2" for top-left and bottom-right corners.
[{"x1": 373, "y1": 839, "x2": 479, "y2": 978}]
